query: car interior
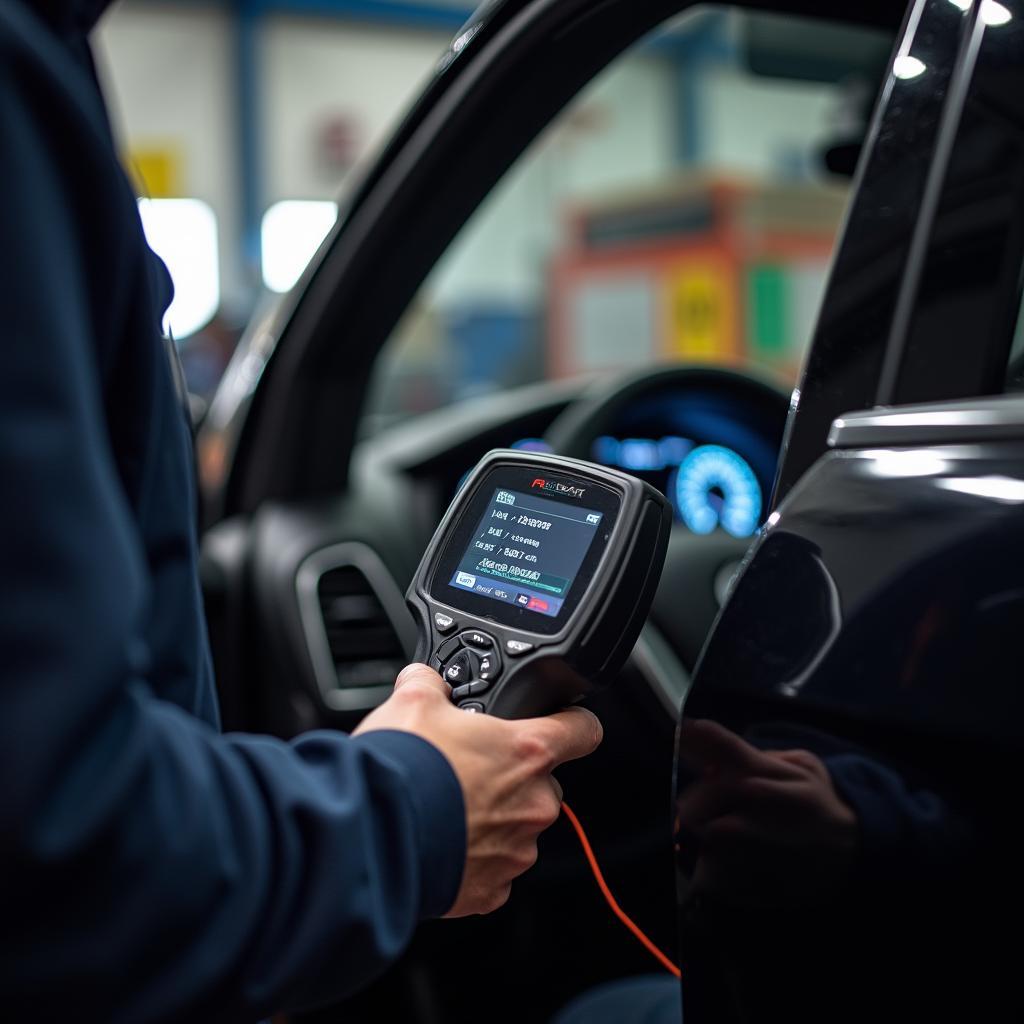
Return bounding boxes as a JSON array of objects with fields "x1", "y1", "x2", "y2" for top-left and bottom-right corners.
[{"x1": 188, "y1": 2, "x2": 945, "y2": 1020}]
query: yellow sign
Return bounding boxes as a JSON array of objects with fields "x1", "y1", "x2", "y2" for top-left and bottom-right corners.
[
  {"x1": 665, "y1": 262, "x2": 736, "y2": 362},
  {"x1": 126, "y1": 146, "x2": 183, "y2": 199}
]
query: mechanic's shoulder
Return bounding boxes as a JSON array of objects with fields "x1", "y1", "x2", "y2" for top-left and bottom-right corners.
[
  {"x1": 0, "y1": 3, "x2": 89, "y2": 104},
  {"x1": 0, "y1": 2, "x2": 55, "y2": 68}
]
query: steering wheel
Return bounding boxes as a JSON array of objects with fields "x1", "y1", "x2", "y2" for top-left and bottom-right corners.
[{"x1": 542, "y1": 365, "x2": 790, "y2": 716}]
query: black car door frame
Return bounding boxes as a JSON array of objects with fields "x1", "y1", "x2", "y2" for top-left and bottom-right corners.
[{"x1": 778, "y1": 0, "x2": 1024, "y2": 499}]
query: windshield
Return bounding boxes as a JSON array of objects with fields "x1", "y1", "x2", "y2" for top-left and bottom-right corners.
[{"x1": 364, "y1": 8, "x2": 891, "y2": 435}]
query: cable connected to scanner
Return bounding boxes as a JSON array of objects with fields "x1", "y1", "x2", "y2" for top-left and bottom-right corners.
[{"x1": 560, "y1": 802, "x2": 681, "y2": 979}]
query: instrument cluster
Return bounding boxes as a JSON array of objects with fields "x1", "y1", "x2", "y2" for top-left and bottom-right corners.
[
  {"x1": 454, "y1": 388, "x2": 780, "y2": 538},
  {"x1": 587, "y1": 389, "x2": 779, "y2": 538}
]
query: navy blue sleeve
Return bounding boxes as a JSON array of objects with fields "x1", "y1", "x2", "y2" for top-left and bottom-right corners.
[
  {"x1": 825, "y1": 753, "x2": 972, "y2": 892},
  {"x1": 0, "y1": 30, "x2": 465, "y2": 1024}
]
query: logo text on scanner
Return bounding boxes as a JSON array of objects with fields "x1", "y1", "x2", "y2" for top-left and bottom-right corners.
[{"x1": 530, "y1": 478, "x2": 586, "y2": 499}]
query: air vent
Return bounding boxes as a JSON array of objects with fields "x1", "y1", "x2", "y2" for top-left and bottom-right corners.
[
  {"x1": 297, "y1": 543, "x2": 416, "y2": 712},
  {"x1": 317, "y1": 565, "x2": 406, "y2": 690}
]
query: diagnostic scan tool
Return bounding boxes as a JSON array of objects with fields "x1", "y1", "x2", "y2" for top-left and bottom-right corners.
[{"x1": 407, "y1": 450, "x2": 672, "y2": 718}]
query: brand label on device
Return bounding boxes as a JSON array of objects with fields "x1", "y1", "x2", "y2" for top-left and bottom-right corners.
[{"x1": 530, "y1": 477, "x2": 587, "y2": 500}]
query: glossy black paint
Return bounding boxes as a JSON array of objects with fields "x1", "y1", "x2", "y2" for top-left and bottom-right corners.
[
  {"x1": 773, "y1": 0, "x2": 965, "y2": 503},
  {"x1": 692, "y1": 442, "x2": 1024, "y2": 741},
  {"x1": 891, "y1": 0, "x2": 1024, "y2": 403},
  {"x1": 678, "y1": 3, "x2": 1024, "y2": 1018},
  {"x1": 678, "y1": 440, "x2": 1024, "y2": 1020}
]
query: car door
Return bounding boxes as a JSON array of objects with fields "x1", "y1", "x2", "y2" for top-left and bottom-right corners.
[{"x1": 677, "y1": 1, "x2": 1024, "y2": 1019}]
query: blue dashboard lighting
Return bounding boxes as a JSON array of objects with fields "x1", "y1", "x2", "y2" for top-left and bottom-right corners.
[
  {"x1": 619, "y1": 438, "x2": 661, "y2": 471},
  {"x1": 593, "y1": 436, "x2": 620, "y2": 465},
  {"x1": 593, "y1": 435, "x2": 695, "y2": 471},
  {"x1": 659, "y1": 435, "x2": 695, "y2": 466},
  {"x1": 674, "y1": 445, "x2": 762, "y2": 538},
  {"x1": 510, "y1": 437, "x2": 552, "y2": 453}
]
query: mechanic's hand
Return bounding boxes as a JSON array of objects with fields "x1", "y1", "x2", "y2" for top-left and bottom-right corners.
[
  {"x1": 677, "y1": 718, "x2": 857, "y2": 908},
  {"x1": 355, "y1": 663, "x2": 603, "y2": 917}
]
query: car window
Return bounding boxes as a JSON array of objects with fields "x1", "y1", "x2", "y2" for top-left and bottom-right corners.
[{"x1": 362, "y1": 7, "x2": 891, "y2": 434}]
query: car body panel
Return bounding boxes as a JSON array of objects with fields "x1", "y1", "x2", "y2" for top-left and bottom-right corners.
[{"x1": 677, "y1": 1, "x2": 1024, "y2": 1018}]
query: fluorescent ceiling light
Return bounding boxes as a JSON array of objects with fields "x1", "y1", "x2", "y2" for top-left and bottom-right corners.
[
  {"x1": 261, "y1": 200, "x2": 339, "y2": 293},
  {"x1": 138, "y1": 198, "x2": 220, "y2": 340}
]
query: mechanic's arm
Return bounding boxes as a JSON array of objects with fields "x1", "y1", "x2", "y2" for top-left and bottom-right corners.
[
  {"x1": 676, "y1": 719, "x2": 969, "y2": 907},
  {"x1": 0, "y1": 69, "x2": 600, "y2": 1022}
]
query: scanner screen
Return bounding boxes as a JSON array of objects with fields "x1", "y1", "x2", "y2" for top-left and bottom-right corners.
[{"x1": 447, "y1": 487, "x2": 603, "y2": 618}]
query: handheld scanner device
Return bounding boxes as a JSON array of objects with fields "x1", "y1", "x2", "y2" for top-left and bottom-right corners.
[{"x1": 406, "y1": 450, "x2": 672, "y2": 719}]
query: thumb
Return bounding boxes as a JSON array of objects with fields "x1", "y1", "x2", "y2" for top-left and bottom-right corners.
[
  {"x1": 394, "y1": 662, "x2": 451, "y2": 697},
  {"x1": 525, "y1": 706, "x2": 604, "y2": 767}
]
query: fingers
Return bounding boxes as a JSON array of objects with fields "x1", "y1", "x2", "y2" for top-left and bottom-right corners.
[
  {"x1": 678, "y1": 718, "x2": 786, "y2": 778},
  {"x1": 772, "y1": 748, "x2": 829, "y2": 779},
  {"x1": 393, "y1": 662, "x2": 451, "y2": 698},
  {"x1": 524, "y1": 706, "x2": 603, "y2": 768},
  {"x1": 677, "y1": 775, "x2": 792, "y2": 830}
]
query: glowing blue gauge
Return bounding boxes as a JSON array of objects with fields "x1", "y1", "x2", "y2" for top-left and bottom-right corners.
[
  {"x1": 673, "y1": 445, "x2": 762, "y2": 538},
  {"x1": 510, "y1": 437, "x2": 553, "y2": 453}
]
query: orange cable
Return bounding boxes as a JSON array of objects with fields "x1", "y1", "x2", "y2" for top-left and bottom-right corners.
[{"x1": 560, "y1": 801, "x2": 681, "y2": 979}]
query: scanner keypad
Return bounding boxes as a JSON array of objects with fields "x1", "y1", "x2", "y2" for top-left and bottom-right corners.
[
  {"x1": 443, "y1": 652, "x2": 472, "y2": 686},
  {"x1": 434, "y1": 627, "x2": 504, "y2": 705}
]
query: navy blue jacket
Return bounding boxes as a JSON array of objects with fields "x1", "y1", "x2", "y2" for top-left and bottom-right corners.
[{"x1": 0, "y1": 2, "x2": 465, "y2": 1020}]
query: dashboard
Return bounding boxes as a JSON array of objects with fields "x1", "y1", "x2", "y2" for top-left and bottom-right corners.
[{"x1": 452, "y1": 379, "x2": 783, "y2": 539}]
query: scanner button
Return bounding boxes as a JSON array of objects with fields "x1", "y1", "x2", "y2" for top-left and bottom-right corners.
[
  {"x1": 459, "y1": 702, "x2": 485, "y2": 713},
  {"x1": 450, "y1": 682, "x2": 474, "y2": 702},
  {"x1": 444, "y1": 653, "x2": 472, "y2": 686},
  {"x1": 468, "y1": 679, "x2": 490, "y2": 696},
  {"x1": 477, "y1": 653, "x2": 501, "y2": 683},
  {"x1": 434, "y1": 613, "x2": 457, "y2": 634},
  {"x1": 436, "y1": 636, "x2": 463, "y2": 663},
  {"x1": 460, "y1": 630, "x2": 494, "y2": 650},
  {"x1": 505, "y1": 639, "x2": 534, "y2": 656}
]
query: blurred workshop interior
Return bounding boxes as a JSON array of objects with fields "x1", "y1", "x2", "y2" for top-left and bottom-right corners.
[{"x1": 95, "y1": 2, "x2": 887, "y2": 418}]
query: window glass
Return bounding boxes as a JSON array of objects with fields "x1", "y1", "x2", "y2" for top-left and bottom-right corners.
[{"x1": 364, "y1": 8, "x2": 891, "y2": 433}]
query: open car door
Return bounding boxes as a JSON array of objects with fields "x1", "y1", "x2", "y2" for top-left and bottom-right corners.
[{"x1": 677, "y1": 0, "x2": 1024, "y2": 1019}]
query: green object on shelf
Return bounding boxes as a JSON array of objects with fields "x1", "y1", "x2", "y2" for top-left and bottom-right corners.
[{"x1": 749, "y1": 264, "x2": 788, "y2": 355}]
